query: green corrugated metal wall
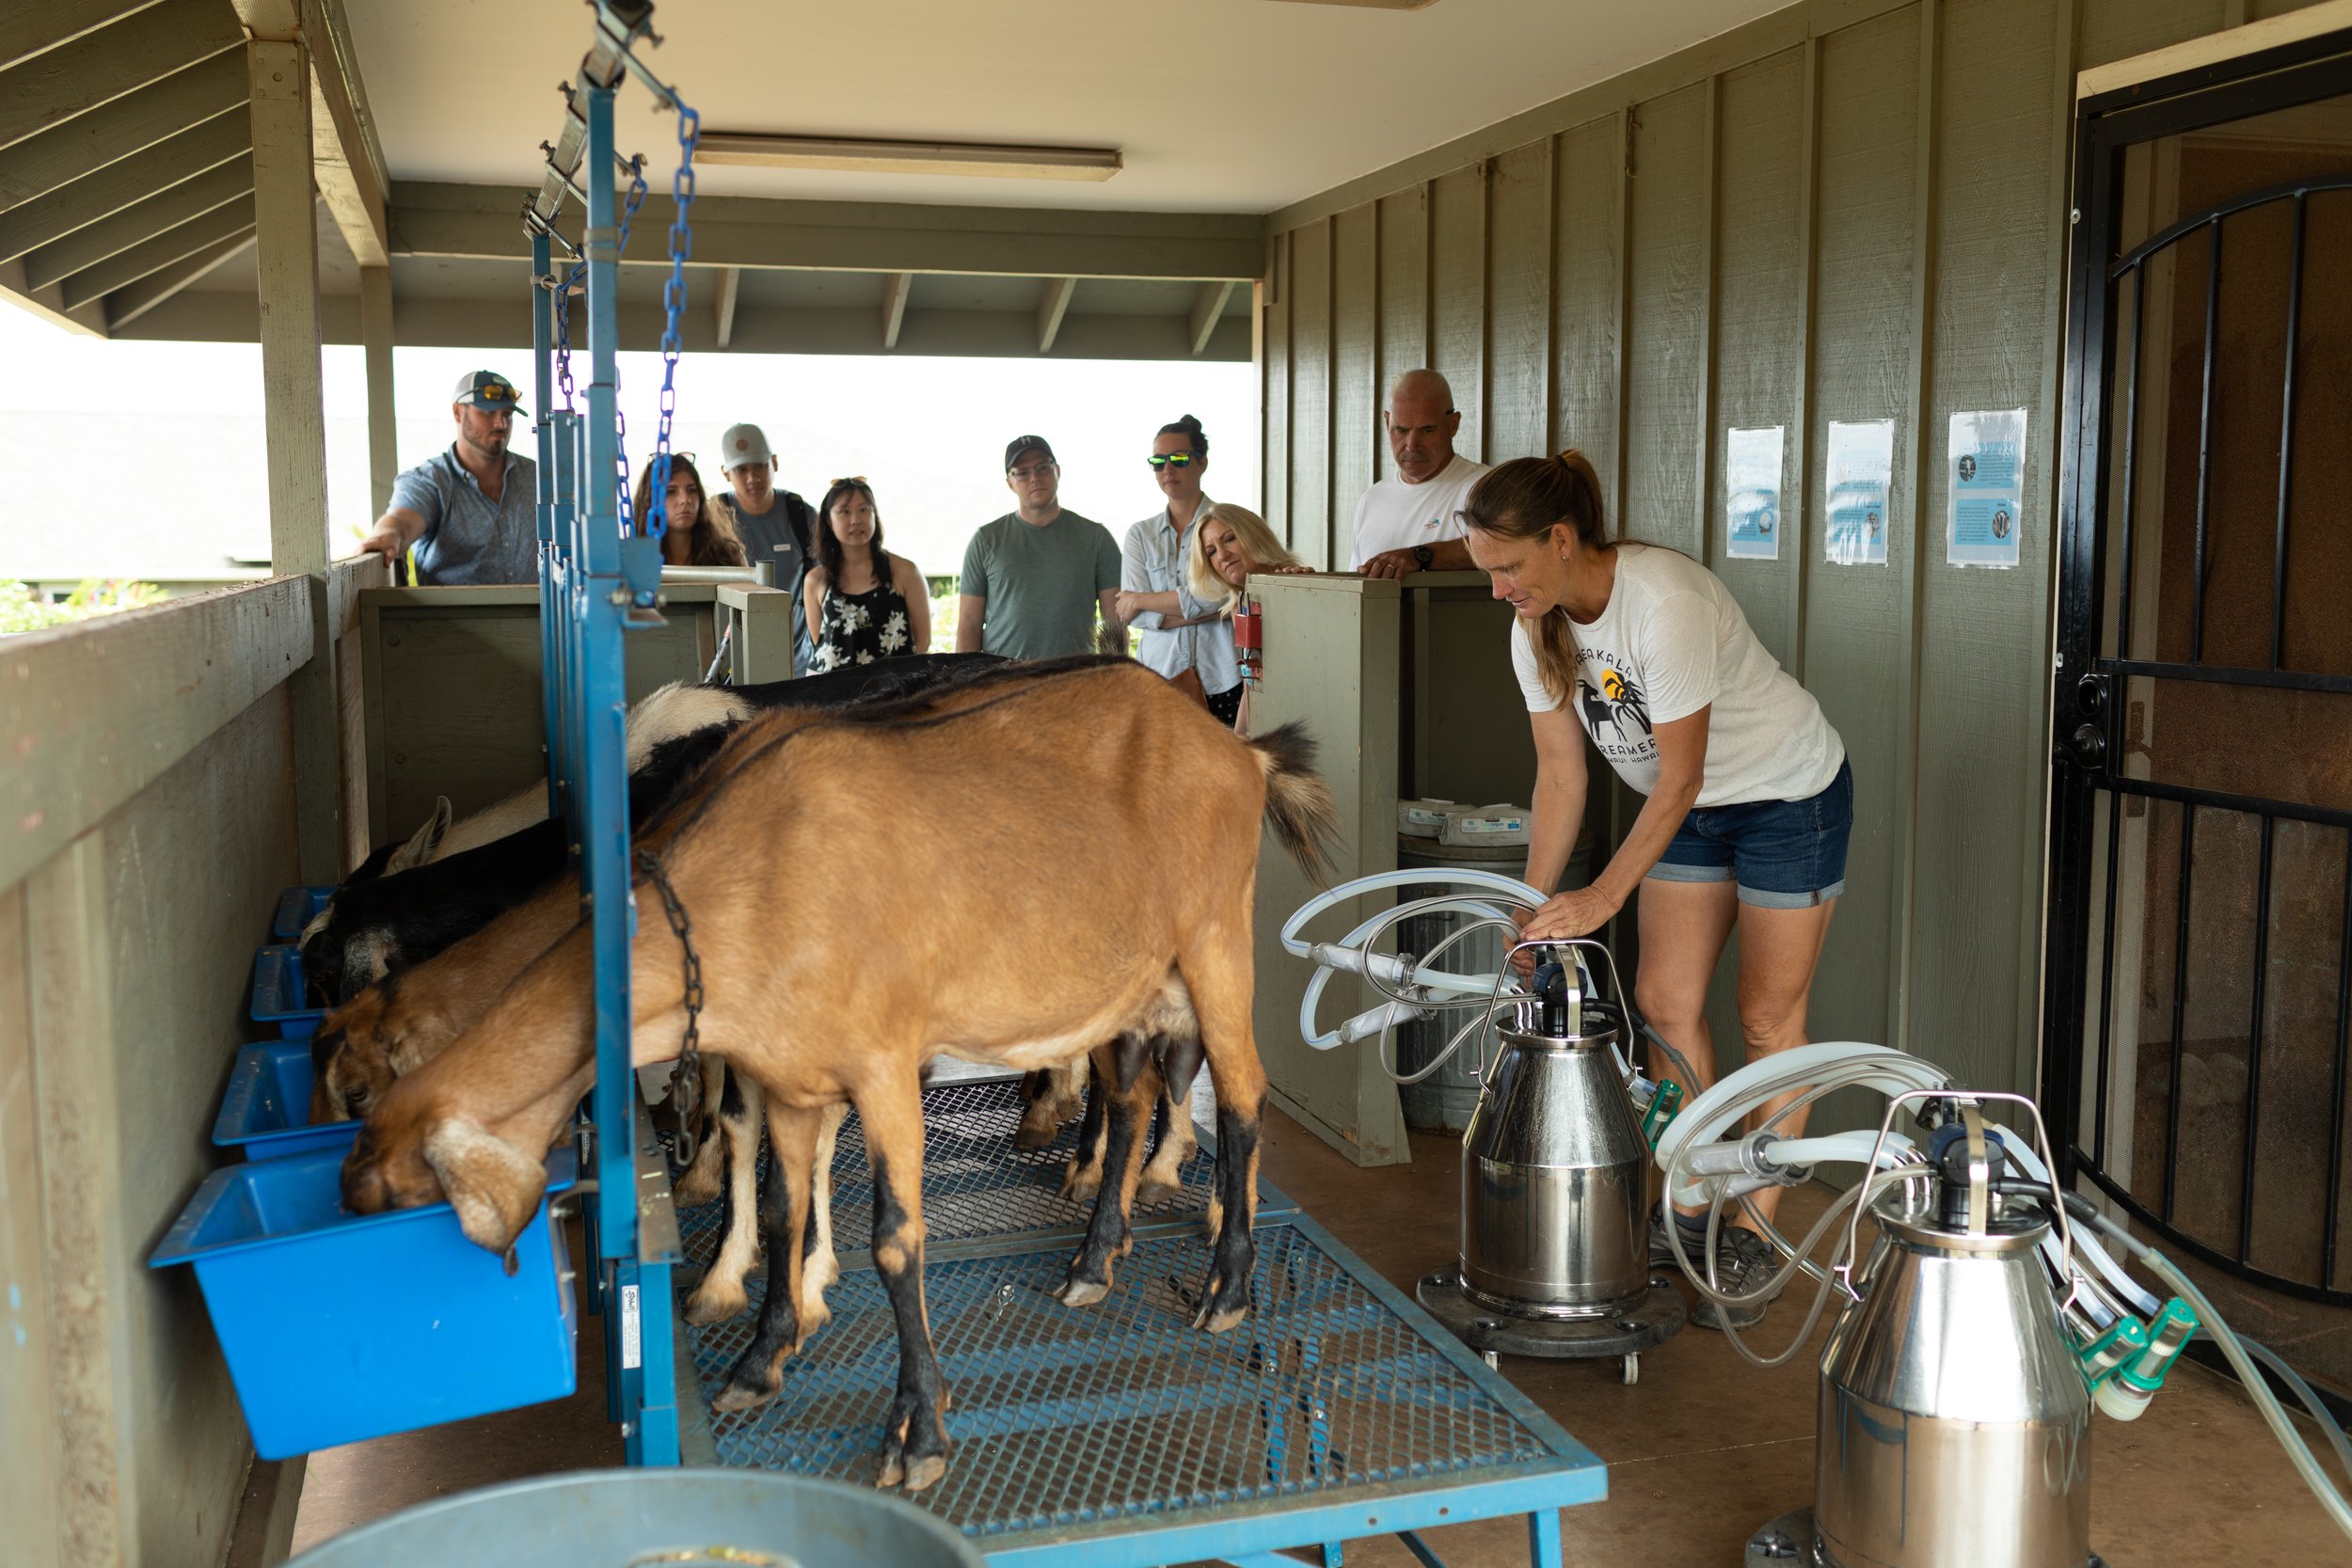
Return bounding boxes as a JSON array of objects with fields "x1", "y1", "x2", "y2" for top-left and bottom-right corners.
[{"x1": 1257, "y1": 0, "x2": 2329, "y2": 1099}]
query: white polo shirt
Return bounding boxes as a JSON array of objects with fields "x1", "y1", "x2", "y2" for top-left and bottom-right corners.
[{"x1": 1348, "y1": 453, "x2": 1489, "y2": 569}]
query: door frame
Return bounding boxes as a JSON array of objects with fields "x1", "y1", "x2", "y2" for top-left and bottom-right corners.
[{"x1": 2043, "y1": 24, "x2": 2352, "y2": 1304}]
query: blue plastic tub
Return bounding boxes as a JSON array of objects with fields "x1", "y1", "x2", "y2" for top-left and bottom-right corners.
[
  {"x1": 272, "y1": 884, "x2": 333, "y2": 942},
  {"x1": 250, "y1": 944, "x2": 326, "y2": 1037},
  {"x1": 213, "y1": 1038, "x2": 358, "y2": 1161},
  {"x1": 151, "y1": 1144, "x2": 578, "y2": 1459}
]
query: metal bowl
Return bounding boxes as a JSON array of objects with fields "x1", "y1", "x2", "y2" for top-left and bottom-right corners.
[{"x1": 282, "y1": 1469, "x2": 983, "y2": 1568}]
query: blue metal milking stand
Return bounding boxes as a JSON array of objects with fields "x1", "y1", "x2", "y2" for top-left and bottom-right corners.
[{"x1": 521, "y1": 1, "x2": 681, "y2": 1466}]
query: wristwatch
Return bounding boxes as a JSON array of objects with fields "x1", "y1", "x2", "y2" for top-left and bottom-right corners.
[{"x1": 1412, "y1": 545, "x2": 1435, "y2": 571}]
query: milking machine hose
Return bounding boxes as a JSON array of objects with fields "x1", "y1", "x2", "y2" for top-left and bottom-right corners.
[{"x1": 2065, "y1": 1196, "x2": 2352, "y2": 1542}]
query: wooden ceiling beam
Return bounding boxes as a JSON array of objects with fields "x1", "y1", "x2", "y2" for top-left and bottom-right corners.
[
  {"x1": 0, "y1": 53, "x2": 246, "y2": 210},
  {"x1": 0, "y1": 0, "x2": 242, "y2": 154},
  {"x1": 1036, "y1": 276, "x2": 1076, "y2": 354},
  {"x1": 21, "y1": 152, "x2": 249, "y2": 288},
  {"x1": 58, "y1": 189, "x2": 252, "y2": 306},
  {"x1": 103, "y1": 223, "x2": 250, "y2": 326},
  {"x1": 0, "y1": 0, "x2": 173, "y2": 74},
  {"x1": 0, "y1": 106, "x2": 245, "y2": 262},
  {"x1": 880, "y1": 270, "x2": 913, "y2": 351}
]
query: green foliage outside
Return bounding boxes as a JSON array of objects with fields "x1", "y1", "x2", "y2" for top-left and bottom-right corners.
[{"x1": 0, "y1": 579, "x2": 168, "y2": 635}]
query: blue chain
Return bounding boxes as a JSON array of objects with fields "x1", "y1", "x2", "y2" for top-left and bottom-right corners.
[
  {"x1": 644, "y1": 103, "x2": 701, "y2": 540},
  {"x1": 554, "y1": 259, "x2": 584, "y2": 411},
  {"x1": 612, "y1": 155, "x2": 650, "y2": 534}
]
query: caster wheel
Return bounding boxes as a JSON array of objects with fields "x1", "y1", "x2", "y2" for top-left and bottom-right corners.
[{"x1": 1620, "y1": 1353, "x2": 1640, "y2": 1386}]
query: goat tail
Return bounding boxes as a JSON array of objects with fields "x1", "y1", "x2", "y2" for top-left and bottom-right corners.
[{"x1": 1248, "y1": 721, "x2": 1341, "y2": 884}]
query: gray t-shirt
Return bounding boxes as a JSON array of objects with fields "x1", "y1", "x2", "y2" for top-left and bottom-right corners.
[
  {"x1": 960, "y1": 510, "x2": 1121, "y2": 661},
  {"x1": 390, "y1": 447, "x2": 540, "y2": 585}
]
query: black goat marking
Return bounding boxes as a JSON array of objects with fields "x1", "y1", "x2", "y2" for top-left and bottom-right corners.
[
  {"x1": 718, "y1": 1142, "x2": 800, "y2": 1402},
  {"x1": 1058, "y1": 1070, "x2": 1151, "y2": 1303},
  {"x1": 866, "y1": 1148, "x2": 950, "y2": 1490},
  {"x1": 1195, "y1": 1100, "x2": 1261, "y2": 1332}
]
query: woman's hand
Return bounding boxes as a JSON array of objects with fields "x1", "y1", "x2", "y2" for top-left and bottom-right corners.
[
  {"x1": 1509, "y1": 886, "x2": 1623, "y2": 974},
  {"x1": 1113, "y1": 590, "x2": 1146, "y2": 623}
]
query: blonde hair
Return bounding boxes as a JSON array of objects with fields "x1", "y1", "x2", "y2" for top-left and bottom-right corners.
[
  {"x1": 1460, "y1": 451, "x2": 1609, "y2": 705},
  {"x1": 1186, "y1": 502, "x2": 1303, "y2": 614}
]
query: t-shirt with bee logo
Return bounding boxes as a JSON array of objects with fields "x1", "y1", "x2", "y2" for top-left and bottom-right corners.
[{"x1": 1507, "y1": 543, "x2": 1844, "y2": 807}]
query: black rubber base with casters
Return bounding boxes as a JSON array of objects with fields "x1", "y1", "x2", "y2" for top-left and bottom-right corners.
[{"x1": 1415, "y1": 1265, "x2": 1685, "y2": 1385}]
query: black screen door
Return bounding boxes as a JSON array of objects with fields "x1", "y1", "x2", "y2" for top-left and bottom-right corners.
[{"x1": 2045, "y1": 34, "x2": 2352, "y2": 1337}]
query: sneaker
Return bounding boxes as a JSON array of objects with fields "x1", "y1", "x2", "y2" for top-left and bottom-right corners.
[
  {"x1": 1646, "y1": 1202, "x2": 1682, "y2": 1270},
  {"x1": 1688, "y1": 1226, "x2": 1779, "y2": 1333}
]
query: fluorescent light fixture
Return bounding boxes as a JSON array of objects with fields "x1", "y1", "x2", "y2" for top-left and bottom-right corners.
[
  {"x1": 694, "y1": 133, "x2": 1121, "y2": 182},
  {"x1": 1265, "y1": 0, "x2": 1439, "y2": 8}
]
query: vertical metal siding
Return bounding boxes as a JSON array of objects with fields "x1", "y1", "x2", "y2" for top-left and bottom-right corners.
[{"x1": 1259, "y1": 0, "x2": 2305, "y2": 1096}]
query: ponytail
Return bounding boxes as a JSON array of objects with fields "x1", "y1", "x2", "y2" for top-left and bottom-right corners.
[{"x1": 1462, "y1": 450, "x2": 1610, "y2": 705}]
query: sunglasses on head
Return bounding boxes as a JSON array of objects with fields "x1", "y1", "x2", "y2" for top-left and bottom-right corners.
[
  {"x1": 831, "y1": 475, "x2": 869, "y2": 487},
  {"x1": 1147, "y1": 451, "x2": 1196, "y2": 470}
]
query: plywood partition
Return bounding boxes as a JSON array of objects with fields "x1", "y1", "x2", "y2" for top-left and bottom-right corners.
[{"x1": 1260, "y1": 0, "x2": 2293, "y2": 1096}]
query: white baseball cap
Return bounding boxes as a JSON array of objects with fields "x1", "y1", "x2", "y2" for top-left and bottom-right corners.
[{"x1": 720, "y1": 423, "x2": 772, "y2": 471}]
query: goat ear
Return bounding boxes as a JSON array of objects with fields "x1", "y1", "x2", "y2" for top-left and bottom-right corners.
[
  {"x1": 421, "y1": 1116, "x2": 547, "y2": 1264},
  {"x1": 385, "y1": 796, "x2": 453, "y2": 874}
]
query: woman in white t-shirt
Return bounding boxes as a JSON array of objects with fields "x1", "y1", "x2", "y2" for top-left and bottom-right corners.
[{"x1": 1462, "y1": 450, "x2": 1852, "y2": 1332}]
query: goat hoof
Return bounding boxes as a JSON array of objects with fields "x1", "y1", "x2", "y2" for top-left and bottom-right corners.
[
  {"x1": 1136, "y1": 1177, "x2": 1184, "y2": 1206},
  {"x1": 900, "y1": 1454, "x2": 947, "y2": 1494},
  {"x1": 1053, "y1": 1276, "x2": 1108, "y2": 1308},
  {"x1": 711, "y1": 1378, "x2": 780, "y2": 1415},
  {"x1": 1013, "y1": 1123, "x2": 1059, "y2": 1153},
  {"x1": 1190, "y1": 1266, "x2": 1254, "y2": 1333},
  {"x1": 673, "y1": 1169, "x2": 723, "y2": 1209},
  {"x1": 682, "y1": 1286, "x2": 748, "y2": 1326}
]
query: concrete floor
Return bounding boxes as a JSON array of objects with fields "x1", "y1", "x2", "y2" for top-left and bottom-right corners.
[{"x1": 291, "y1": 1107, "x2": 2347, "y2": 1565}]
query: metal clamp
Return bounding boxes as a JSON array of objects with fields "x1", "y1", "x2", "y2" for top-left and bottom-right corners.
[{"x1": 1835, "y1": 1088, "x2": 2074, "y2": 1307}]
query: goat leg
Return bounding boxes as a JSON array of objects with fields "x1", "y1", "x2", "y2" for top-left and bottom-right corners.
[
  {"x1": 1053, "y1": 1051, "x2": 1156, "y2": 1307},
  {"x1": 1056, "y1": 1056, "x2": 1112, "y2": 1203},
  {"x1": 1193, "y1": 1093, "x2": 1263, "y2": 1334},
  {"x1": 711, "y1": 1099, "x2": 821, "y2": 1412},
  {"x1": 683, "y1": 1071, "x2": 765, "y2": 1325},
  {"x1": 1136, "y1": 1068, "x2": 1199, "y2": 1207},
  {"x1": 797, "y1": 1101, "x2": 846, "y2": 1337},
  {"x1": 863, "y1": 1078, "x2": 951, "y2": 1493}
]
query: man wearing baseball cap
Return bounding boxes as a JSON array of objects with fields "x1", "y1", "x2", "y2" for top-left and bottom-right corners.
[
  {"x1": 707, "y1": 421, "x2": 818, "y2": 674},
  {"x1": 357, "y1": 371, "x2": 539, "y2": 585},
  {"x1": 956, "y1": 436, "x2": 1124, "y2": 660}
]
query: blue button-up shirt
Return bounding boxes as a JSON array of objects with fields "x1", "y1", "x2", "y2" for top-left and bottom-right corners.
[
  {"x1": 391, "y1": 445, "x2": 541, "y2": 585},
  {"x1": 1122, "y1": 499, "x2": 1239, "y2": 692}
]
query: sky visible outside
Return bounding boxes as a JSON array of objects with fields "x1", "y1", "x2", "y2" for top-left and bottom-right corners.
[{"x1": 0, "y1": 306, "x2": 1257, "y2": 586}]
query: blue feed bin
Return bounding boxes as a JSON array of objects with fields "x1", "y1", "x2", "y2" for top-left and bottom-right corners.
[
  {"x1": 151, "y1": 1145, "x2": 579, "y2": 1459},
  {"x1": 250, "y1": 944, "x2": 326, "y2": 1037},
  {"x1": 272, "y1": 885, "x2": 334, "y2": 941},
  {"x1": 214, "y1": 1038, "x2": 358, "y2": 1160}
]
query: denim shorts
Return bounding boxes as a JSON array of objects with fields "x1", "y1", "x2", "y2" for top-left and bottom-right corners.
[{"x1": 1648, "y1": 759, "x2": 1853, "y2": 909}]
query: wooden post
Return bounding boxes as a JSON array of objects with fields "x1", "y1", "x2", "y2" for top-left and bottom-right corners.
[
  {"x1": 360, "y1": 262, "x2": 397, "y2": 516},
  {"x1": 249, "y1": 37, "x2": 343, "y2": 879}
]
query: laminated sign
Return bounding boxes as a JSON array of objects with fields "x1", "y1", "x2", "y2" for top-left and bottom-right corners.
[
  {"x1": 1824, "y1": 419, "x2": 1894, "y2": 567},
  {"x1": 1947, "y1": 409, "x2": 2026, "y2": 569},
  {"x1": 1724, "y1": 426, "x2": 1785, "y2": 561}
]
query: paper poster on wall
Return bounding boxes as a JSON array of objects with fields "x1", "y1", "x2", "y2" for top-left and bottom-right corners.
[
  {"x1": 1823, "y1": 419, "x2": 1895, "y2": 566},
  {"x1": 1947, "y1": 408, "x2": 2026, "y2": 569},
  {"x1": 1724, "y1": 425, "x2": 1785, "y2": 561}
]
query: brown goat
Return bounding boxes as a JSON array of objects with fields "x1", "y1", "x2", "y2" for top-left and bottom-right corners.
[{"x1": 340, "y1": 658, "x2": 1335, "y2": 1492}]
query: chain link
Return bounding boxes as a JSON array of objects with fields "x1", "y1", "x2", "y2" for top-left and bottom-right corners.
[
  {"x1": 644, "y1": 104, "x2": 702, "y2": 540},
  {"x1": 612, "y1": 155, "x2": 651, "y2": 537},
  {"x1": 554, "y1": 260, "x2": 584, "y2": 412}
]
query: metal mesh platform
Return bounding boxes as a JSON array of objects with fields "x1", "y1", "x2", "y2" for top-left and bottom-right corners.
[
  {"x1": 680, "y1": 1217, "x2": 1605, "y2": 1562},
  {"x1": 675, "y1": 1075, "x2": 1295, "y2": 1269}
]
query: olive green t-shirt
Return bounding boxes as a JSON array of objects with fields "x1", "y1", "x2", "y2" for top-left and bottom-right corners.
[{"x1": 959, "y1": 509, "x2": 1122, "y2": 661}]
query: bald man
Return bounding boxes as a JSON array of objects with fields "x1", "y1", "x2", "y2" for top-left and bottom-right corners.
[{"x1": 1350, "y1": 369, "x2": 1489, "y2": 578}]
